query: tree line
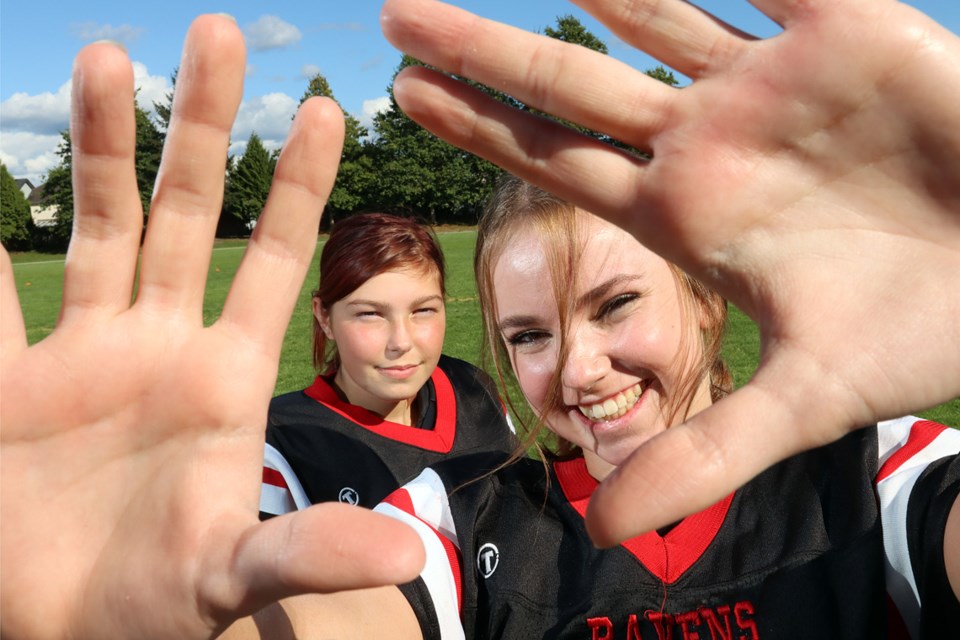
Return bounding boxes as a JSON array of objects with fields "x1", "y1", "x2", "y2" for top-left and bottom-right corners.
[{"x1": 2, "y1": 16, "x2": 677, "y2": 253}]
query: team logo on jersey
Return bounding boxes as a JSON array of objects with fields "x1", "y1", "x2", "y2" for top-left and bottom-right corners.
[
  {"x1": 477, "y1": 542, "x2": 499, "y2": 578},
  {"x1": 338, "y1": 487, "x2": 359, "y2": 505}
]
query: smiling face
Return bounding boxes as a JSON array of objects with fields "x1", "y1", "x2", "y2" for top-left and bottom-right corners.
[
  {"x1": 492, "y1": 213, "x2": 714, "y2": 480},
  {"x1": 317, "y1": 267, "x2": 446, "y2": 424}
]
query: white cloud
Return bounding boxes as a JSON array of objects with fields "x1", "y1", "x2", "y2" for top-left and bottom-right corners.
[
  {"x1": 70, "y1": 21, "x2": 145, "y2": 44},
  {"x1": 0, "y1": 81, "x2": 71, "y2": 136},
  {"x1": 231, "y1": 92, "x2": 298, "y2": 145},
  {"x1": 357, "y1": 96, "x2": 391, "y2": 133},
  {"x1": 132, "y1": 62, "x2": 172, "y2": 117},
  {"x1": 0, "y1": 61, "x2": 170, "y2": 184},
  {"x1": 243, "y1": 16, "x2": 302, "y2": 52},
  {"x1": 0, "y1": 131, "x2": 64, "y2": 183}
]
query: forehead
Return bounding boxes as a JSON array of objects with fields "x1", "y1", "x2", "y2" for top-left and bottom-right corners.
[
  {"x1": 491, "y1": 215, "x2": 668, "y2": 310},
  {"x1": 342, "y1": 267, "x2": 442, "y2": 302}
]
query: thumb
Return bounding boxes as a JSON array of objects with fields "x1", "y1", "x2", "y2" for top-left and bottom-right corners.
[
  {"x1": 208, "y1": 504, "x2": 425, "y2": 622},
  {"x1": 585, "y1": 358, "x2": 844, "y2": 546}
]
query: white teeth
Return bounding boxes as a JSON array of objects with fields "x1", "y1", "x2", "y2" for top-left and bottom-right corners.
[{"x1": 578, "y1": 382, "x2": 645, "y2": 422}]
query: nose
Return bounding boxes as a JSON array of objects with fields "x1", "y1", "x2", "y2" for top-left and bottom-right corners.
[
  {"x1": 386, "y1": 318, "x2": 413, "y2": 357},
  {"x1": 561, "y1": 322, "x2": 608, "y2": 394}
]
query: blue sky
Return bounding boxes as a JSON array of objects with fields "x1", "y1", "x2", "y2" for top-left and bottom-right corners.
[{"x1": 2, "y1": 1, "x2": 957, "y2": 184}]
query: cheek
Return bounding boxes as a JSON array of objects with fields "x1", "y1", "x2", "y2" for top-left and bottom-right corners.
[
  {"x1": 513, "y1": 353, "x2": 556, "y2": 412},
  {"x1": 336, "y1": 325, "x2": 384, "y2": 360},
  {"x1": 412, "y1": 317, "x2": 446, "y2": 351}
]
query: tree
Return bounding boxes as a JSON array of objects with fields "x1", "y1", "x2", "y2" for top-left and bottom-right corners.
[
  {"x1": 153, "y1": 68, "x2": 178, "y2": 135},
  {"x1": 368, "y1": 55, "x2": 502, "y2": 224},
  {"x1": 646, "y1": 65, "x2": 680, "y2": 87},
  {"x1": 0, "y1": 164, "x2": 35, "y2": 250},
  {"x1": 543, "y1": 15, "x2": 608, "y2": 54},
  {"x1": 224, "y1": 132, "x2": 272, "y2": 227},
  {"x1": 134, "y1": 97, "x2": 164, "y2": 218},
  {"x1": 39, "y1": 132, "x2": 75, "y2": 251}
]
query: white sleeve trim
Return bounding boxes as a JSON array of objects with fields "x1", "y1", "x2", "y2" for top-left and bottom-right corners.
[
  {"x1": 375, "y1": 468, "x2": 465, "y2": 640},
  {"x1": 876, "y1": 418, "x2": 960, "y2": 639},
  {"x1": 260, "y1": 443, "x2": 312, "y2": 514}
]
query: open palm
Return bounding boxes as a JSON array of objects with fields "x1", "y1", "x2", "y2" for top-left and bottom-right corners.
[
  {"x1": 380, "y1": 0, "x2": 960, "y2": 543},
  {"x1": 0, "y1": 16, "x2": 422, "y2": 639}
]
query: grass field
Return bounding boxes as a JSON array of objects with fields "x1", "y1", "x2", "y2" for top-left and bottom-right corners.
[{"x1": 9, "y1": 232, "x2": 959, "y2": 427}]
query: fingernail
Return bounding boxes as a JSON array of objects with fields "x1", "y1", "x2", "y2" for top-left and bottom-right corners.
[{"x1": 215, "y1": 13, "x2": 237, "y2": 23}]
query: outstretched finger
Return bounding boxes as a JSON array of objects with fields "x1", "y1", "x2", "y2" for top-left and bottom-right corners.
[
  {"x1": 59, "y1": 42, "x2": 142, "y2": 323},
  {"x1": 586, "y1": 354, "x2": 843, "y2": 545},
  {"x1": 207, "y1": 504, "x2": 424, "y2": 625},
  {"x1": 381, "y1": 0, "x2": 677, "y2": 150},
  {"x1": 571, "y1": 0, "x2": 754, "y2": 79},
  {"x1": 218, "y1": 97, "x2": 343, "y2": 353},
  {"x1": 0, "y1": 248, "x2": 26, "y2": 358},
  {"x1": 394, "y1": 68, "x2": 651, "y2": 224},
  {"x1": 137, "y1": 15, "x2": 245, "y2": 313}
]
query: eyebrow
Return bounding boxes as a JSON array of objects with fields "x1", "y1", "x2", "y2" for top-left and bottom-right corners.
[
  {"x1": 345, "y1": 294, "x2": 444, "y2": 309},
  {"x1": 576, "y1": 274, "x2": 644, "y2": 309}
]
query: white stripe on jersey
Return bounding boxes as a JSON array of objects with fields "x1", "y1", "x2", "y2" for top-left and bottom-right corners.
[
  {"x1": 375, "y1": 468, "x2": 464, "y2": 640},
  {"x1": 876, "y1": 417, "x2": 960, "y2": 640},
  {"x1": 260, "y1": 443, "x2": 312, "y2": 514}
]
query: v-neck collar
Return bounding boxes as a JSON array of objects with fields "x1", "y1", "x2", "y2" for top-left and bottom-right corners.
[
  {"x1": 304, "y1": 367, "x2": 457, "y2": 453},
  {"x1": 555, "y1": 456, "x2": 734, "y2": 584}
]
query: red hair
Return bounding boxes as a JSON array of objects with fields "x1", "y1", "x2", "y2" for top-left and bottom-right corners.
[{"x1": 312, "y1": 212, "x2": 446, "y2": 372}]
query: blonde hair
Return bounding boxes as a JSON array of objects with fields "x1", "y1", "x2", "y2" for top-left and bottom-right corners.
[{"x1": 475, "y1": 175, "x2": 732, "y2": 461}]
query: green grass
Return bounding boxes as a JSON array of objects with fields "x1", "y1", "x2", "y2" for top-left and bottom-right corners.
[{"x1": 9, "y1": 232, "x2": 959, "y2": 427}]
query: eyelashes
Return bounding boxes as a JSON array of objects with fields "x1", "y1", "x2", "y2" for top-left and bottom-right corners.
[{"x1": 502, "y1": 290, "x2": 646, "y2": 349}]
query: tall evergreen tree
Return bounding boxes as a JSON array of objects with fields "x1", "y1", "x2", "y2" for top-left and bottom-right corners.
[
  {"x1": 645, "y1": 65, "x2": 680, "y2": 87},
  {"x1": 224, "y1": 132, "x2": 272, "y2": 227},
  {"x1": 368, "y1": 55, "x2": 502, "y2": 224},
  {"x1": 543, "y1": 15, "x2": 608, "y2": 53},
  {"x1": 153, "y1": 68, "x2": 178, "y2": 135},
  {"x1": 134, "y1": 97, "x2": 164, "y2": 218},
  {"x1": 1, "y1": 164, "x2": 35, "y2": 250}
]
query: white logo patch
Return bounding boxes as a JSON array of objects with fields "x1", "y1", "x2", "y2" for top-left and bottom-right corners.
[
  {"x1": 477, "y1": 542, "x2": 500, "y2": 578},
  {"x1": 338, "y1": 487, "x2": 359, "y2": 505}
]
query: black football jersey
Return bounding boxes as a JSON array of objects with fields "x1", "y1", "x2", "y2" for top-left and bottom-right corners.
[
  {"x1": 375, "y1": 417, "x2": 960, "y2": 639},
  {"x1": 260, "y1": 355, "x2": 517, "y2": 514}
]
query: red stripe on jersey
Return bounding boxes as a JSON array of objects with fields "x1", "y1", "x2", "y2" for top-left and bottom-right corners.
[
  {"x1": 555, "y1": 457, "x2": 733, "y2": 584},
  {"x1": 876, "y1": 420, "x2": 947, "y2": 483},
  {"x1": 262, "y1": 466, "x2": 288, "y2": 489},
  {"x1": 303, "y1": 370, "x2": 457, "y2": 452},
  {"x1": 382, "y1": 489, "x2": 463, "y2": 611}
]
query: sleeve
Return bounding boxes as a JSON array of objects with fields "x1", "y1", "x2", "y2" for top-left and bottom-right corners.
[
  {"x1": 373, "y1": 467, "x2": 466, "y2": 640},
  {"x1": 259, "y1": 442, "x2": 312, "y2": 520},
  {"x1": 874, "y1": 417, "x2": 960, "y2": 637}
]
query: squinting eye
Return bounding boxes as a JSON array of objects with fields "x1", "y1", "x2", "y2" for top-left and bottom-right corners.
[
  {"x1": 413, "y1": 307, "x2": 439, "y2": 316},
  {"x1": 597, "y1": 293, "x2": 640, "y2": 320}
]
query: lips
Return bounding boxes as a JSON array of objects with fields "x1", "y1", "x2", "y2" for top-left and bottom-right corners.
[{"x1": 577, "y1": 381, "x2": 647, "y2": 422}]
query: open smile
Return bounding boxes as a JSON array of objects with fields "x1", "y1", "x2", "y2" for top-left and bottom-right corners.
[{"x1": 577, "y1": 381, "x2": 649, "y2": 422}]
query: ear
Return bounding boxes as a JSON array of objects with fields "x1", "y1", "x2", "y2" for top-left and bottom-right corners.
[{"x1": 314, "y1": 298, "x2": 334, "y2": 340}]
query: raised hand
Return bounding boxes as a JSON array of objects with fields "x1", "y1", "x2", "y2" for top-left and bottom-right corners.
[
  {"x1": 0, "y1": 16, "x2": 422, "y2": 639},
  {"x1": 379, "y1": 0, "x2": 960, "y2": 544}
]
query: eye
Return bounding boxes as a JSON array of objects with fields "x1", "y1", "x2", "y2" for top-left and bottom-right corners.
[
  {"x1": 596, "y1": 293, "x2": 641, "y2": 320},
  {"x1": 504, "y1": 329, "x2": 552, "y2": 349},
  {"x1": 355, "y1": 310, "x2": 381, "y2": 319},
  {"x1": 413, "y1": 305, "x2": 440, "y2": 316}
]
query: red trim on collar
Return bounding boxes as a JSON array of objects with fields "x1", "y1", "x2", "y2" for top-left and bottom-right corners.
[
  {"x1": 303, "y1": 368, "x2": 457, "y2": 453},
  {"x1": 555, "y1": 457, "x2": 733, "y2": 584}
]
